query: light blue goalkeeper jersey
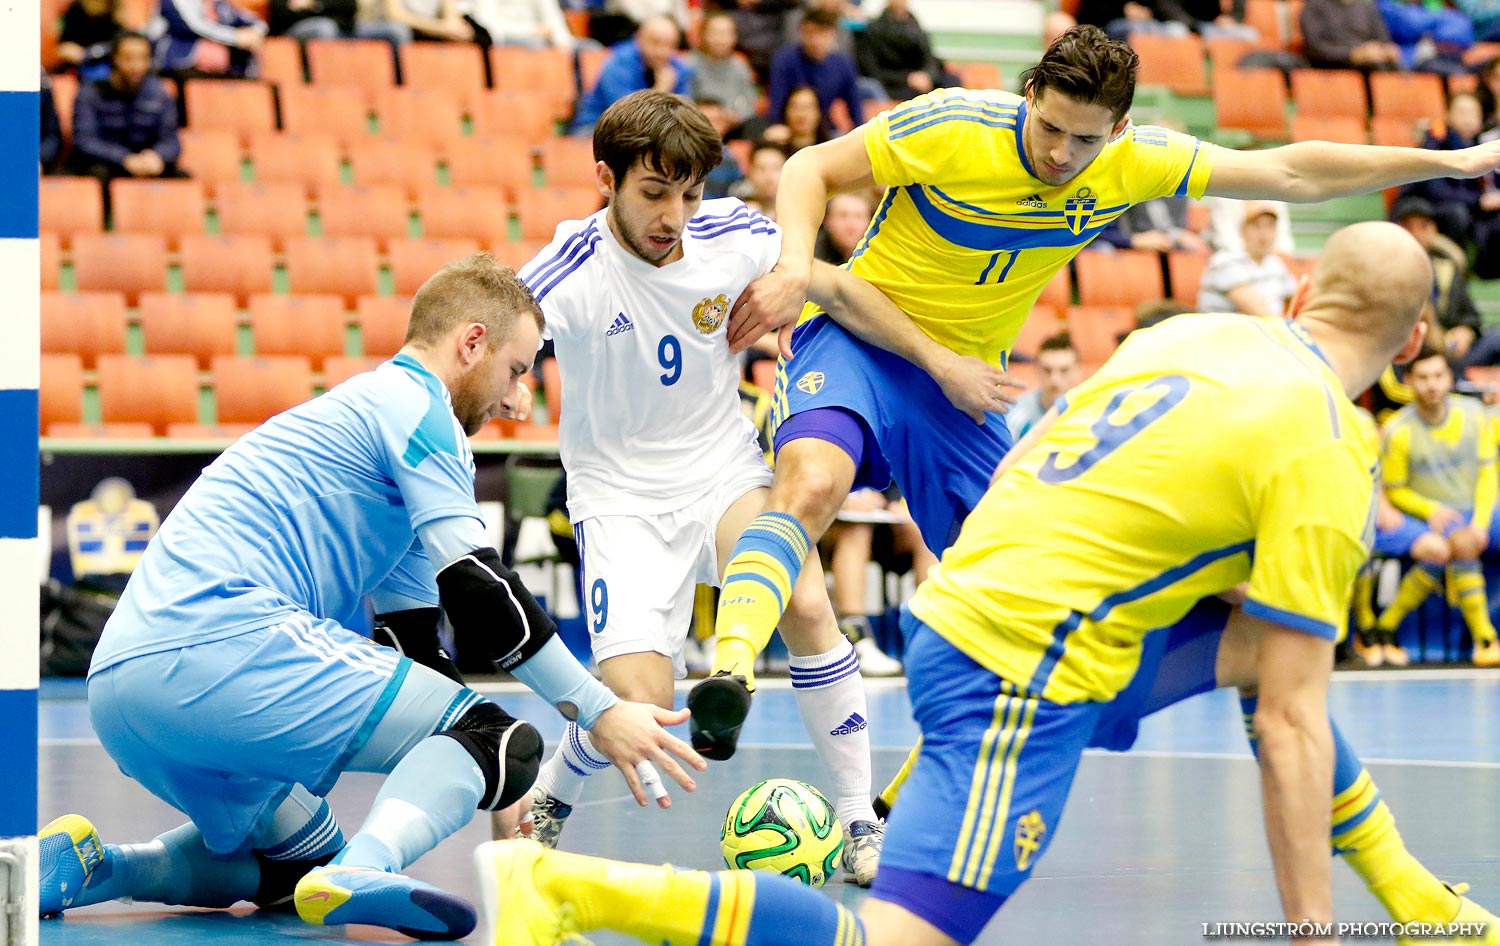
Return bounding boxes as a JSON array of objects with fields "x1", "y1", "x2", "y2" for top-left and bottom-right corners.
[{"x1": 90, "y1": 353, "x2": 481, "y2": 675}]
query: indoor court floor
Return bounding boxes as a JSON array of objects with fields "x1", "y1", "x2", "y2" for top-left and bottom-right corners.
[{"x1": 38, "y1": 671, "x2": 1500, "y2": 946}]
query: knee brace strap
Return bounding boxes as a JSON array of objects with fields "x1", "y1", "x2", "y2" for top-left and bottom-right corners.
[
  {"x1": 436, "y1": 700, "x2": 544, "y2": 811},
  {"x1": 436, "y1": 547, "x2": 556, "y2": 671}
]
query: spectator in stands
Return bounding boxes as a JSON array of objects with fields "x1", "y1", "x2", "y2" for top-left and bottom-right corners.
[
  {"x1": 1397, "y1": 91, "x2": 1495, "y2": 248},
  {"x1": 1098, "y1": 195, "x2": 1209, "y2": 252},
  {"x1": 1204, "y1": 193, "x2": 1295, "y2": 254},
  {"x1": 68, "y1": 31, "x2": 182, "y2": 206},
  {"x1": 696, "y1": 98, "x2": 746, "y2": 199},
  {"x1": 1475, "y1": 56, "x2": 1500, "y2": 129},
  {"x1": 1074, "y1": 0, "x2": 1156, "y2": 42},
  {"x1": 1197, "y1": 201, "x2": 1297, "y2": 317},
  {"x1": 1007, "y1": 332, "x2": 1079, "y2": 439},
  {"x1": 354, "y1": 0, "x2": 474, "y2": 44},
  {"x1": 1152, "y1": 0, "x2": 1260, "y2": 39},
  {"x1": 270, "y1": 0, "x2": 421, "y2": 45},
  {"x1": 814, "y1": 191, "x2": 874, "y2": 265},
  {"x1": 821, "y1": 485, "x2": 927, "y2": 677},
  {"x1": 585, "y1": 0, "x2": 687, "y2": 47},
  {"x1": 1377, "y1": 0, "x2": 1473, "y2": 73},
  {"x1": 718, "y1": 0, "x2": 799, "y2": 81},
  {"x1": 1458, "y1": 0, "x2": 1500, "y2": 41},
  {"x1": 572, "y1": 16, "x2": 691, "y2": 134},
  {"x1": 156, "y1": 0, "x2": 266, "y2": 77},
  {"x1": 41, "y1": 73, "x2": 61, "y2": 173},
  {"x1": 730, "y1": 139, "x2": 787, "y2": 218},
  {"x1": 1372, "y1": 346, "x2": 1500, "y2": 667},
  {"x1": 57, "y1": 0, "x2": 123, "y2": 82},
  {"x1": 854, "y1": 0, "x2": 957, "y2": 101},
  {"x1": 753, "y1": 83, "x2": 832, "y2": 153},
  {"x1": 1301, "y1": 0, "x2": 1402, "y2": 69},
  {"x1": 691, "y1": 12, "x2": 758, "y2": 132},
  {"x1": 465, "y1": 0, "x2": 575, "y2": 48},
  {"x1": 783, "y1": 0, "x2": 862, "y2": 59},
  {"x1": 1044, "y1": 9, "x2": 1078, "y2": 44},
  {"x1": 768, "y1": 7, "x2": 862, "y2": 129},
  {"x1": 1392, "y1": 196, "x2": 1485, "y2": 360}
]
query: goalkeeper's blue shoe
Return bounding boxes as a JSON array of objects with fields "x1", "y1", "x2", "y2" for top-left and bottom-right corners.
[
  {"x1": 39, "y1": 814, "x2": 106, "y2": 917},
  {"x1": 294, "y1": 865, "x2": 477, "y2": 941}
]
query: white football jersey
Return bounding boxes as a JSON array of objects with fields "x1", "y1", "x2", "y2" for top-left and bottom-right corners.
[{"x1": 519, "y1": 198, "x2": 780, "y2": 519}]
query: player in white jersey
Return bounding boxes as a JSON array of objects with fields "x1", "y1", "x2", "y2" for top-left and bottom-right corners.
[
  {"x1": 518, "y1": 92, "x2": 910, "y2": 885},
  {"x1": 37, "y1": 255, "x2": 705, "y2": 940}
]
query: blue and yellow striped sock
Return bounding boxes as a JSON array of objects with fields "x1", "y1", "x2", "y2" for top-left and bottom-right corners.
[
  {"x1": 1240, "y1": 694, "x2": 1458, "y2": 925},
  {"x1": 713, "y1": 512, "x2": 812, "y2": 684},
  {"x1": 1447, "y1": 562, "x2": 1498, "y2": 646},
  {"x1": 535, "y1": 849, "x2": 865, "y2": 946},
  {"x1": 1374, "y1": 563, "x2": 1442, "y2": 642}
]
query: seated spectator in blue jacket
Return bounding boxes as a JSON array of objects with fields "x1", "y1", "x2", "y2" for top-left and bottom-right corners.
[
  {"x1": 68, "y1": 33, "x2": 182, "y2": 198},
  {"x1": 572, "y1": 16, "x2": 692, "y2": 134},
  {"x1": 57, "y1": 0, "x2": 125, "y2": 83},
  {"x1": 1398, "y1": 91, "x2": 1497, "y2": 248},
  {"x1": 1378, "y1": 0, "x2": 1474, "y2": 72},
  {"x1": 768, "y1": 7, "x2": 861, "y2": 129},
  {"x1": 41, "y1": 73, "x2": 62, "y2": 173},
  {"x1": 156, "y1": 0, "x2": 266, "y2": 78}
]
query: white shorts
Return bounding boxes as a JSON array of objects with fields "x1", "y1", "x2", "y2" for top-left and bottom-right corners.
[{"x1": 575, "y1": 451, "x2": 772, "y2": 678}]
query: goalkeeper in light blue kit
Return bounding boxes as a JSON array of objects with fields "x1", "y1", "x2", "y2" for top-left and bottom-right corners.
[{"x1": 37, "y1": 254, "x2": 705, "y2": 941}]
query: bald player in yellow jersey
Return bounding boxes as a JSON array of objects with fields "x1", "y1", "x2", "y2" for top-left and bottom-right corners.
[
  {"x1": 686, "y1": 25, "x2": 1500, "y2": 769},
  {"x1": 475, "y1": 221, "x2": 1496, "y2": 946}
]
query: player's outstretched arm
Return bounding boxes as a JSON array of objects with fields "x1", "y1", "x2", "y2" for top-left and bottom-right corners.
[
  {"x1": 807, "y1": 260, "x2": 1017, "y2": 423},
  {"x1": 728, "y1": 130, "x2": 876, "y2": 353},
  {"x1": 1252, "y1": 614, "x2": 1337, "y2": 944},
  {"x1": 1205, "y1": 138, "x2": 1500, "y2": 204},
  {"x1": 587, "y1": 703, "x2": 705, "y2": 807}
]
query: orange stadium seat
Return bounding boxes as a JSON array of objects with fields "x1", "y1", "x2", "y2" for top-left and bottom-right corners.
[
  {"x1": 1011, "y1": 303, "x2": 1065, "y2": 362},
  {"x1": 1131, "y1": 33, "x2": 1208, "y2": 96},
  {"x1": 444, "y1": 137, "x2": 534, "y2": 197},
  {"x1": 248, "y1": 132, "x2": 343, "y2": 197},
  {"x1": 41, "y1": 292, "x2": 128, "y2": 367},
  {"x1": 1290, "y1": 68, "x2": 1368, "y2": 120},
  {"x1": 40, "y1": 353, "x2": 85, "y2": 431},
  {"x1": 40, "y1": 232, "x2": 60, "y2": 291},
  {"x1": 1205, "y1": 36, "x2": 1264, "y2": 74},
  {"x1": 1290, "y1": 114, "x2": 1367, "y2": 144},
  {"x1": 400, "y1": 42, "x2": 487, "y2": 111},
  {"x1": 487, "y1": 239, "x2": 547, "y2": 270},
  {"x1": 70, "y1": 233, "x2": 167, "y2": 303},
  {"x1": 318, "y1": 184, "x2": 412, "y2": 248},
  {"x1": 515, "y1": 187, "x2": 603, "y2": 241},
  {"x1": 278, "y1": 84, "x2": 372, "y2": 146},
  {"x1": 387, "y1": 238, "x2": 482, "y2": 296},
  {"x1": 1005, "y1": 360, "x2": 1037, "y2": 391},
  {"x1": 540, "y1": 357, "x2": 562, "y2": 422},
  {"x1": 374, "y1": 88, "x2": 465, "y2": 148},
  {"x1": 47, "y1": 422, "x2": 158, "y2": 439},
  {"x1": 1450, "y1": 72, "x2": 1479, "y2": 95},
  {"x1": 1066, "y1": 305, "x2": 1134, "y2": 364},
  {"x1": 1074, "y1": 249, "x2": 1164, "y2": 306},
  {"x1": 212, "y1": 355, "x2": 315, "y2": 424},
  {"x1": 1244, "y1": 0, "x2": 1285, "y2": 48},
  {"x1": 184, "y1": 80, "x2": 277, "y2": 141},
  {"x1": 165, "y1": 422, "x2": 259, "y2": 439},
  {"x1": 322, "y1": 356, "x2": 386, "y2": 388},
  {"x1": 39, "y1": 176, "x2": 104, "y2": 246},
  {"x1": 489, "y1": 46, "x2": 575, "y2": 119},
  {"x1": 416, "y1": 184, "x2": 512, "y2": 245},
  {"x1": 214, "y1": 181, "x2": 311, "y2": 248},
  {"x1": 97, "y1": 353, "x2": 201, "y2": 434},
  {"x1": 109, "y1": 178, "x2": 207, "y2": 247},
  {"x1": 260, "y1": 35, "x2": 305, "y2": 86},
  {"x1": 1213, "y1": 68, "x2": 1288, "y2": 139},
  {"x1": 510, "y1": 421, "x2": 560, "y2": 442},
  {"x1": 471, "y1": 92, "x2": 558, "y2": 144},
  {"x1": 179, "y1": 129, "x2": 244, "y2": 195},
  {"x1": 248, "y1": 293, "x2": 348, "y2": 368},
  {"x1": 354, "y1": 295, "x2": 412, "y2": 358},
  {"x1": 178, "y1": 233, "x2": 276, "y2": 305},
  {"x1": 282, "y1": 236, "x2": 380, "y2": 302},
  {"x1": 955, "y1": 61, "x2": 1002, "y2": 90},
  {"x1": 537, "y1": 137, "x2": 600, "y2": 189},
  {"x1": 1166, "y1": 251, "x2": 1209, "y2": 305},
  {"x1": 306, "y1": 39, "x2": 396, "y2": 103},
  {"x1": 577, "y1": 46, "x2": 608, "y2": 98},
  {"x1": 1286, "y1": 0, "x2": 1305, "y2": 51},
  {"x1": 1371, "y1": 116, "x2": 1423, "y2": 147},
  {"x1": 1038, "y1": 265, "x2": 1072, "y2": 307},
  {"x1": 1284, "y1": 253, "x2": 1317, "y2": 285},
  {"x1": 137, "y1": 292, "x2": 239, "y2": 367},
  {"x1": 1371, "y1": 71, "x2": 1445, "y2": 124},
  {"x1": 750, "y1": 358, "x2": 775, "y2": 395},
  {"x1": 347, "y1": 138, "x2": 440, "y2": 199}
]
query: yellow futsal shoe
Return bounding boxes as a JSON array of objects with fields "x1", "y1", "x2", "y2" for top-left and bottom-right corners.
[
  {"x1": 294, "y1": 864, "x2": 476, "y2": 940},
  {"x1": 1473, "y1": 640, "x2": 1500, "y2": 668},
  {"x1": 1397, "y1": 885, "x2": 1500, "y2": 946},
  {"x1": 473, "y1": 839, "x2": 593, "y2": 946},
  {"x1": 39, "y1": 814, "x2": 106, "y2": 917}
]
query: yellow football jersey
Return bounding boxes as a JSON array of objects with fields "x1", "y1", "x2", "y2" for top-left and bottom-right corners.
[
  {"x1": 803, "y1": 87, "x2": 1217, "y2": 366},
  {"x1": 1382, "y1": 395, "x2": 1498, "y2": 530},
  {"x1": 908, "y1": 314, "x2": 1377, "y2": 704}
]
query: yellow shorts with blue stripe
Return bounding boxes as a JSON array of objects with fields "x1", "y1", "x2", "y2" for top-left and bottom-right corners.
[{"x1": 871, "y1": 612, "x2": 1103, "y2": 943}]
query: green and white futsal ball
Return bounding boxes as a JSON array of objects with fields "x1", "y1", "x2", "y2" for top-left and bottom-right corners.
[{"x1": 720, "y1": 778, "x2": 843, "y2": 887}]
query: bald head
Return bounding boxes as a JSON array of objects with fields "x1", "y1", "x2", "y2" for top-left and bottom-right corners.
[
  {"x1": 1301, "y1": 221, "x2": 1432, "y2": 356},
  {"x1": 638, "y1": 17, "x2": 681, "y2": 71}
]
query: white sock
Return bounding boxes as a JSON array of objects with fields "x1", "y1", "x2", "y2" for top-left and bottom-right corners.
[
  {"x1": 534, "y1": 720, "x2": 611, "y2": 806},
  {"x1": 789, "y1": 637, "x2": 878, "y2": 828}
]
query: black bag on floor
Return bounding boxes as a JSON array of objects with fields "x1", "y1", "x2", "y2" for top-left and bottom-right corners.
[{"x1": 40, "y1": 574, "x2": 127, "y2": 677}]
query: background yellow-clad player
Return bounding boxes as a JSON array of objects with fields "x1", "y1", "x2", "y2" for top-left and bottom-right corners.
[
  {"x1": 688, "y1": 25, "x2": 1500, "y2": 763},
  {"x1": 474, "y1": 222, "x2": 1488, "y2": 946}
]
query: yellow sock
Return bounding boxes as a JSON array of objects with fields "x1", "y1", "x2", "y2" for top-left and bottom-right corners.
[
  {"x1": 1448, "y1": 563, "x2": 1498, "y2": 646},
  {"x1": 1333, "y1": 772, "x2": 1459, "y2": 924},
  {"x1": 1375, "y1": 565, "x2": 1442, "y2": 638},
  {"x1": 877, "y1": 740, "x2": 922, "y2": 813},
  {"x1": 712, "y1": 513, "x2": 811, "y2": 682},
  {"x1": 1352, "y1": 571, "x2": 1377, "y2": 635}
]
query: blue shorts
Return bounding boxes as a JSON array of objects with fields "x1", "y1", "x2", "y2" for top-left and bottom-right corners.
[
  {"x1": 89, "y1": 617, "x2": 411, "y2": 854},
  {"x1": 871, "y1": 613, "x2": 1102, "y2": 944},
  {"x1": 1375, "y1": 514, "x2": 1431, "y2": 558},
  {"x1": 774, "y1": 315, "x2": 1012, "y2": 552}
]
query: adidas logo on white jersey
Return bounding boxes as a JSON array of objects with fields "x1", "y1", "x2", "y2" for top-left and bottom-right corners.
[
  {"x1": 830, "y1": 712, "x2": 867, "y2": 736},
  {"x1": 605, "y1": 312, "x2": 634, "y2": 337}
]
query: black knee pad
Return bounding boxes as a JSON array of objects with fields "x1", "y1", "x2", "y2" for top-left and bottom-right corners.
[
  {"x1": 436, "y1": 700, "x2": 544, "y2": 812},
  {"x1": 251, "y1": 850, "x2": 338, "y2": 911}
]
